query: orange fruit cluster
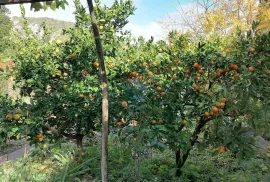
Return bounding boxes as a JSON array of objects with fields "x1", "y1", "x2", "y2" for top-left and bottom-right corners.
[
  {"x1": 205, "y1": 98, "x2": 227, "y2": 117},
  {"x1": 192, "y1": 84, "x2": 204, "y2": 94}
]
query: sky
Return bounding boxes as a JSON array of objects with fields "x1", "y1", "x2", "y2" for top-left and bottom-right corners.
[{"x1": 7, "y1": 0, "x2": 193, "y2": 40}]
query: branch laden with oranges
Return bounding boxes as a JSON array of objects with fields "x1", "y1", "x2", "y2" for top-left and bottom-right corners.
[{"x1": 0, "y1": 95, "x2": 26, "y2": 145}]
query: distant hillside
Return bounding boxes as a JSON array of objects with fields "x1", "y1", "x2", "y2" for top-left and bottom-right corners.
[{"x1": 12, "y1": 16, "x2": 74, "y2": 40}]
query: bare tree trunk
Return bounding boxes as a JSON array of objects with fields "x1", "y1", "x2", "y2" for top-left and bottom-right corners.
[
  {"x1": 76, "y1": 135, "x2": 84, "y2": 155},
  {"x1": 175, "y1": 149, "x2": 182, "y2": 177},
  {"x1": 87, "y1": 1, "x2": 109, "y2": 181}
]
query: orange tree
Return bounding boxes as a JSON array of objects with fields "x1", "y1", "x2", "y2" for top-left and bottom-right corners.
[
  {"x1": 10, "y1": 0, "x2": 135, "y2": 152},
  {"x1": 109, "y1": 24, "x2": 270, "y2": 176},
  {"x1": 0, "y1": 95, "x2": 27, "y2": 145}
]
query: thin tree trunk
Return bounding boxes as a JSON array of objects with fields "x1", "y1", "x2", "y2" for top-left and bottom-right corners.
[
  {"x1": 175, "y1": 149, "x2": 182, "y2": 177},
  {"x1": 175, "y1": 117, "x2": 211, "y2": 177},
  {"x1": 76, "y1": 135, "x2": 84, "y2": 155},
  {"x1": 87, "y1": 1, "x2": 109, "y2": 181}
]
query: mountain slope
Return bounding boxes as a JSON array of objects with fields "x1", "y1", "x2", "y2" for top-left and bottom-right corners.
[{"x1": 12, "y1": 16, "x2": 74, "y2": 39}]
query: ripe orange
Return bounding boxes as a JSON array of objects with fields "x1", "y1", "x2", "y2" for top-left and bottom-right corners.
[
  {"x1": 194, "y1": 62, "x2": 199, "y2": 68},
  {"x1": 160, "y1": 92, "x2": 166, "y2": 96},
  {"x1": 212, "y1": 106, "x2": 219, "y2": 113},
  {"x1": 210, "y1": 111, "x2": 214, "y2": 116},
  {"x1": 57, "y1": 70, "x2": 62, "y2": 75},
  {"x1": 233, "y1": 73, "x2": 240, "y2": 78},
  {"x1": 134, "y1": 137, "x2": 137, "y2": 142},
  {"x1": 16, "y1": 109, "x2": 22, "y2": 114},
  {"x1": 152, "y1": 120, "x2": 157, "y2": 125},
  {"x1": 157, "y1": 87, "x2": 162, "y2": 92},
  {"x1": 216, "y1": 72, "x2": 221, "y2": 77},
  {"x1": 249, "y1": 66, "x2": 254, "y2": 72},
  {"x1": 117, "y1": 121, "x2": 123, "y2": 127},
  {"x1": 122, "y1": 101, "x2": 128, "y2": 107},
  {"x1": 79, "y1": 94, "x2": 84, "y2": 98},
  {"x1": 38, "y1": 137, "x2": 43, "y2": 142},
  {"x1": 216, "y1": 103, "x2": 221, "y2": 108},
  {"x1": 198, "y1": 65, "x2": 203, "y2": 70},
  {"x1": 218, "y1": 69, "x2": 224, "y2": 74},
  {"x1": 175, "y1": 59, "x2": 180, "y2": 63},
  {"x1": 185, "y1": 70, "x2": 191, "y2": 74},
  {"x1": 132, "y1": 71, "x2": 138, "y2": 77},
  {"x1": 198, "y1": 69, "x2": 203, "y2": 73},
  {"x1": 220, "y1": 102, "x2": 225, "y2": 108},
  {"x1": 199, "y1": 89, "x2": 204, "y2": 93},
  {"x1": 196, "y1": 73, "x2": 201, "y2": 77},
  {"x1": 232, "y1": 64, "x2": 238, "y2": 70},
  {"x1": 143, "y1": 62, "x2": 148, "y2": 67},
  {"x1": 229, "y1": 64, "x2": 234, "y2": 69},
  {"x1": 89, "y1": 94, "x2": 95, "y2": 99},
  {"x1": 13, "y1": 114, "x2": 20, "y2": 121},
  {"x1": 81, "y1": 70, "x2": 87, "y2": 75},
  {"x1": 211, "y1": 61, "x2": 215, "y2": 65},
  {"x1": 218, "y1": 146, "x2": 225, "y2": 153},
  {"x1": 147, "y1": 71, "x2": 153, "y2": 76},
  {"x1": 249, "y1": 48, "x2": 255, "y2": 54},
  {"x1": 183, "y1": 120, "x2": 187, "y2": 125},
  {"x1": 205, "y1": 112, "x2": 210, "y2": 117},
  {"x1": 137, "y1": 76, "x2": 143, "y2": 81},
  {"x1": 225, "y1": 48, "x2": 231, "y2": 53},
  {"x1": 93, "y1": 62, "x2": 99, "y2": 68},
  {"x1": 192, "y1": 84, "x2": 199, "y2": 90},
  {"x1": 36, "y1": 133, "x2": 43, "y2": 138},
  {"x1": 158, "y1": 119, "x2": 164, "y2": 123}
]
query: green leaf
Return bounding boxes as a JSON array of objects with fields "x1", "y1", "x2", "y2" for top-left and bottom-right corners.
[
  {"x1": 157, "y1": 142, "x2": 166, "y2": 149},
  {"x1": 50, "y1": 2, "x2": 57, "y2": 11},
  {"x1": 11, "y1": 127, "x2": 19, "y2": 133},
  {"x1": 212, "y1": 150, "x2": 219, "y2": 156},
  {"x1": 30, "y1": 2, "x2": 43, "y2": 12}
]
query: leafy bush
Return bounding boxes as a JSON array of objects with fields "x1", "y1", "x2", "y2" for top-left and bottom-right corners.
[{"x1": 1, "y1": 138, "x2": 269, "y2": 182}]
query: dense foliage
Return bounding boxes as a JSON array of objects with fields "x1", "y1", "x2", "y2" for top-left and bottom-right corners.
[
  {"x1": 0, "y1": 0, "x2": 269, "y2": 180},
  {"x1": 0, "y1": 6, "x2": 13, "y2": 56}
]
